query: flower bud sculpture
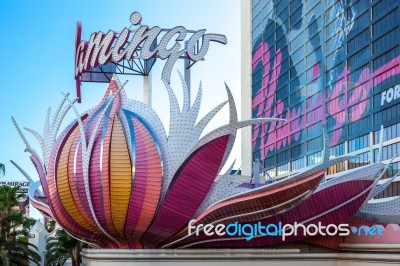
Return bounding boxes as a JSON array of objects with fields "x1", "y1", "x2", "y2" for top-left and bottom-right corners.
[{"x1": 13, "y1": 74, "x2": 394, "y2": 249}]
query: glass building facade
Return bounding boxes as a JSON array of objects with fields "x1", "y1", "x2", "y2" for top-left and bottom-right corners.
[{"x1": 250, "y1": 0, "x2": 400, "y2": 178}]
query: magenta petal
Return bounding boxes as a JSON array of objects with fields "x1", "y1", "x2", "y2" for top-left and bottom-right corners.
[
  {"x1": 142, "y1": 134, "x2": 230, "y2": 247},
  {"x1": 187, "y1": 179, "x2": 373, "y2": 248}
]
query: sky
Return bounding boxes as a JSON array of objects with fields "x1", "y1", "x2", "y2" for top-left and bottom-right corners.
[{"x1": 0, "y1": 1, "x2": 241, "y2": 218}]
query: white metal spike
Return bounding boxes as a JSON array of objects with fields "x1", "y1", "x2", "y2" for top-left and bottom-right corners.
[
  {"x1": 188, "y1": 81, "x2": 202, "y2": 116},
  {"x1": 177, "y1": 70, "x2": 190, "y2": 114},
  {"x1": 24, "y1": 127, "x2": 44, "y2": 152},
  {"x1": 12, "y1": 116, "x2": 42, "y2": 161},
  {"x1": 10, "y1": 160, "x2": 35, "y2": 184},
  {"x1": 194, "y1": 101, "x2": 227, "y2": 132}
]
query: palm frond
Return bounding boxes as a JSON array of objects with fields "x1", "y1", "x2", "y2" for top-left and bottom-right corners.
[
  {"x1": 45, "y1": 229, "x2": 85, "y2": 266},
  {"x1": 0, "y1": 163, "x2": 5, "y2": 177}
]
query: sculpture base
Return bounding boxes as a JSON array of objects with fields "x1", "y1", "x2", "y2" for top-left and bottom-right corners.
[{"x1": 81, "y1": 248, "x2": 400, "y2": 266}]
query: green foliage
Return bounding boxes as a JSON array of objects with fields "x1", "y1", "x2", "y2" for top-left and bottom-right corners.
[
  {"x1": 47, "y1": 219, "x2": 56, "y2": 233},
  {"x1": 0, "y1": 163, "x2": 5, "y2": 178},
  {"x1": 0, "y1": 235, "x2": 41, "y2": 265},
  {"x1": 0, "y1": 185, "x2": 41, "y2": 265},
  {"x1": 46, "y1": 229, "x2": 86, "y2": 266},
  {"x1": 0, "y1": 185, "x2": 25, "y2": 219}
]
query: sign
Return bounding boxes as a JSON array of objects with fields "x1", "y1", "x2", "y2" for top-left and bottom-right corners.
[
  {"x1": 381, "y1": 84, "x2": 400, "y2": 106},
  {"x1": 75, "y1": 11, "x2": 227, "y2": 101},
  {"x1": 0, "y1": 180, "x2": 30, "y2": 193}
]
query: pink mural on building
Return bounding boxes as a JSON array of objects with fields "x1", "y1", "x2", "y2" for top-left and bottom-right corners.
[{"x1": 252, "y1": 41, "x2": 400, "y2": 160}]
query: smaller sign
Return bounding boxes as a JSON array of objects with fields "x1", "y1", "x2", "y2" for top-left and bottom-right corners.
[
  {"x1": 380, "y1": 84, "x2": 400, "y2": 106},
  {"x1": 0, "y1": 180, "x2": 30, "y2": 193}
]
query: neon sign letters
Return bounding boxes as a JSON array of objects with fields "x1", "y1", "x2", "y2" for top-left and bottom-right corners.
[
  {"x1": 381, "y1": 84, "x2": 400, "y2": 106},
  {"x1": 75, "y1": 11, "x2": 227, "y2": 86}
]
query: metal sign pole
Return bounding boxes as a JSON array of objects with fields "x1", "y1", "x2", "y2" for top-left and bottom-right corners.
[
  {"x1": 184, "y1": 40, "x2": 191, "y2": 105},
  {"x1": 143, "y1": 72, "x2": 152, "y2": 107}
]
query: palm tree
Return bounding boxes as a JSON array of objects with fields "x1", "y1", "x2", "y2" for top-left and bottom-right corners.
[
  {"x1": 47, "y1": 219, "x2": 56, "y2": 233},
  {"x1": 0, "y1": 186, "x2": 25, "y2": 220},
  {"x1": 0, "y1": 235, "x2": 40, "y2": 265},
  {"x1": 0, "y1": 163, "x2": 4, "y2": 178},
  {"x1": 0, "y1": 183, "x2": 40, "y2": 265},
  {"x1": 46, "y1": 229, "x2": 85, "y2": 266},
  {"x1": 0, "y1": 211, "x2": 40, "y2": 265}
]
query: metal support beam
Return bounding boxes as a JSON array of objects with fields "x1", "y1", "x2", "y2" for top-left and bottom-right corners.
[
  {"x1": 184, "y1": 41, "x2": 191, "y2": 105},
  {"x1": 143, "y1": 73, "x2": 152, "y2": 107}
]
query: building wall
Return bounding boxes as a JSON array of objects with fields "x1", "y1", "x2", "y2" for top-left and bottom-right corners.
[
  {"x1": 243, "y1": 0, "x2": 400, "y2": 182},
  {"x1": 241, "y1": 0, "x2": 252, "y2": 176},
  {"x1": 29, "y1": 221, "x2": 46, "y2": 266}
]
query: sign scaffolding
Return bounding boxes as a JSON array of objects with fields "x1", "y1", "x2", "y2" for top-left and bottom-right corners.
[{"x1": 75, "y1": 11, "x2": 227, "y2": 104}]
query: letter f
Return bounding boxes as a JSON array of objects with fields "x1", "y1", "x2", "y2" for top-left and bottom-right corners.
[
  {"x1": 381, "y1": 91, "x2": 387, "y2": 106},
  {"x1": 188, "y1": 219, "x2": 197, "y2": 235}
]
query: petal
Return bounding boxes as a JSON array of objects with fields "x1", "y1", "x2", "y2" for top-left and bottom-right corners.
[{"x1": 142, "y1": 134, "x2": 230, "y2": 247}]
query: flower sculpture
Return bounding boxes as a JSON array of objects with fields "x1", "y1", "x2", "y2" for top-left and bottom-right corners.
[{"x1": 12, "y1": 74, "x2": 398, "y2": 249}]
